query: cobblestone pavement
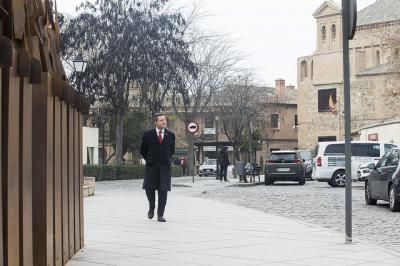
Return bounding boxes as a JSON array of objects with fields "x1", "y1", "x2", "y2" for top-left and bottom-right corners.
[{"x1": 197, "y1": 179, "x2": 400, "y2": 253}]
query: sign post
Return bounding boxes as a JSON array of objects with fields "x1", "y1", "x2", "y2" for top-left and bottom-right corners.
[
  {"x1": 342, "y1": 0, "x2": 357, "y2": 244},
  {"x1": 187, "y1": 122, "x2": 199, "y2": 183}
]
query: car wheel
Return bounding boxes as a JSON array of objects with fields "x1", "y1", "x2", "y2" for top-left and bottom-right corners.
[
  {"x1": 298, "y1": 177, "x2": 305, "y2": 185},
  {"x1": 365, "y1": 181, "x2": 377, "y2": 205},
  {"x1": 331, "y1": 170, "x2": 346, "y2": 187},
  {"x1": 265, "y1": 175, "x2": 273, "y2": 185},
  {"x1": 199, "y1": 174, "x2": 203, "y2": 177},
  {"x1": 327, "y1": 180, "x2": 334, "y2": 187},
  {"x1": 389, "y1": 185, "x2": 400, "y2": 212}
]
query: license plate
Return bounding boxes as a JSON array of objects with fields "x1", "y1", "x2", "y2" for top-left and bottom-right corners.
[{"x1": 277, "y1": 168, "x2": 290, "y2": 172}]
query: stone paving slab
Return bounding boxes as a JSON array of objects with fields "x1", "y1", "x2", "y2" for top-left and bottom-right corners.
[{"x1": 67, "y1": 179, "x2": 400, "y2": 266}]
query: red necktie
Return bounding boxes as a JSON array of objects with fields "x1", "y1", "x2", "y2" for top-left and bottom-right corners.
[{"x1": 158, "y1": 130, "x2": 163, "y2": 144}]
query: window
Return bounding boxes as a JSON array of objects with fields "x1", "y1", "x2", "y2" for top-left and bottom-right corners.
[
  {"x1": 385, "y1": 144, "x2": 397, "y2": 153},
  {"x1": 318, "y1": 88, "x2": 336, "y2": 112},
  {"x1": 352, "y1": 143, "x2": 380, "y2": 157},
  {"x1": 390, "y1": 150, "x2": 400, "y2": 166},
  {"x1": 324, "y1": 144, "x2": 344, "y2": 155},
  {"x1": 294, "y1": 115, "x2": 298, "y2": 127},
  {"x1": 375, "y1": 51, "x2": 380, "y2": 65},
  {"x1": 204, "y1": 115, "x2": 214, "y2": 128},
  {"x1": 331, "y1": 24, "x2": 336, "y2": 39},
  {"x1": 270, "y1": 153, "x2": 297, "y2": 162},
  {"x1": 271, "y1": 114, "x2": 279, "y2": 129},
  {"x1": 376, "y1": 150, "x2": 392, "y2": 168},
  {"x1": 321, "y1": 26, "x2": 327, "y2": 41},
  {"x1": 311, "y1": 60, "x2": 314, "y2": 80},
  {"x1": 87, "y1": 147, "x2": 95, "y2": 165},
  {"x1": 318, "y1": 136, "x2": 337, "y2": 142},
  {"x1": 300, "y1": 60, "x2": 307, "y2": 80}
]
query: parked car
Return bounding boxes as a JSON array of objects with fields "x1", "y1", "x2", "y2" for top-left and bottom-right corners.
[
  {"x1": 199, "y1": 159, "x2": 217, "y2": 177},
  {"x1": 313, "y1": 141, "x2": 397, "y2": 187},
  {"x1": 296, "y1": 150, "x2": 314, "y2": 178},
  {"x1": 365, "y1": 148, "x2": 400, "y2": 212},
  {"x1": 264, "y1": 151, "x2": 306, "y2": 185},
  {"x1": 357, "y1": 161, "x2": 377, "y2": 182}
]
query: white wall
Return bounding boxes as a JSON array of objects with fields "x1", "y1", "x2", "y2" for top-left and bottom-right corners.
[
  {"x1": 83, "y1": 127, "x2": 99, "y2": 165},
  {"x1": 360, "y1": 122, "x2": 400, "y2": 145}
]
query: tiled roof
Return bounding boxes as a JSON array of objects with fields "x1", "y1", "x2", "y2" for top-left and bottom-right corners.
[{"x1": 358, "y1": 0, "x2": 400, "y2": 26}]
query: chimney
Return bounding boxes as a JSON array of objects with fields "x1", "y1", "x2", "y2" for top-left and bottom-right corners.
[{"x1": 275, "y1": 79, "x2": 285, "y2": 97}]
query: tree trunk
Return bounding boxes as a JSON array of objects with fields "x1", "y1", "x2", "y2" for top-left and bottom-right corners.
[{"x1": 115, "y1": 110, "x2": 124, "y2": 165}]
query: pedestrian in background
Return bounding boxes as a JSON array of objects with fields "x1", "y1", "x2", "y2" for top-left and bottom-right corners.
[
  {"x1": 218, "y1": 147, "x2": 230, "y2": 182},
  {"x1": 140, "y1": 113, "x2": 175, "y2": 222}
]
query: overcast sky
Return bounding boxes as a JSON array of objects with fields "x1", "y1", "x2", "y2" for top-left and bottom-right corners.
[{"x1": 57, "y1": 0, "x2": 376, "y2": 87}]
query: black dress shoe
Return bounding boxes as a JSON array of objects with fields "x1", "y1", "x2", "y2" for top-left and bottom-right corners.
[
  {"x1": 157, "y1": 216, "x2": 166, "y2": 222},
  {"x1": 148, "y1": 210, "x2": 154, "y2": 219}
]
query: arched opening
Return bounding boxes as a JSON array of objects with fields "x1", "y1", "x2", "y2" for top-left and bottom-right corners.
[
  {"x1": 321, "y1": 26, "x2": 327, "y2": 41},
  {"x1": 331, "y1": 24, "x2": 336, "y2": 40},
  {"x1": 300, "y1": 60, "x2": 308, "y2": 81},
  {"x1": 375, "y1": 51, "x2": 381, "y2": 65},
  {"x1": 311, "y1": 60, "x2": 314, "y2": 80}
]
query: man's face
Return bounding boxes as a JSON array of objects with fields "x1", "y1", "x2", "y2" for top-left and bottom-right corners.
[{"x1": 155, "y1": 115, "x2": 167, "y2": 129}]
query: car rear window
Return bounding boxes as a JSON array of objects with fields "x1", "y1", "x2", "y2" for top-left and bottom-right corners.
[{"x1": 270, "y1": 153, "x2": 296, "y2": 161}]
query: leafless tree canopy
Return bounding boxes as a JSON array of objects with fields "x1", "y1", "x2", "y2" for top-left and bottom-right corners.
[{"x1": 214, "y1": 73, "x2": 260, "y2": 160}]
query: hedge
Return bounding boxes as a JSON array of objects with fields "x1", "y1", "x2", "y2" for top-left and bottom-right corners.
[{"x1": 83, "y1": 164, "x2": 183, "y2": 181}]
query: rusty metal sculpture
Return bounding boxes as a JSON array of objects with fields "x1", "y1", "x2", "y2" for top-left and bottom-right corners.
[{"x1": 1, "y1": 0, "x2": 88, "y2": 265}]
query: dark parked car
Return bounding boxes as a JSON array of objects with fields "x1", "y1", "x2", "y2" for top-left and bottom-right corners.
[
  {"x1": 296, "y1": 150, "x2": 313, "y2": 178},
  {"x1": 365, "y1": 148, "x2": 400, "y2": 212},
  {"x1": 264, "y1": 151, "x2": 306, "y2": 185}
]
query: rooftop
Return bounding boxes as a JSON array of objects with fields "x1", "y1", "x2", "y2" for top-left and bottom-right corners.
[{"x1": 358, "y1": 0, "x2": 400, "y2": 26}]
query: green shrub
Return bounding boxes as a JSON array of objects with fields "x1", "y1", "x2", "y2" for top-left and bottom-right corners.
[{"x1": 83, "y1": 164, "x2": 183, "y2": 181}]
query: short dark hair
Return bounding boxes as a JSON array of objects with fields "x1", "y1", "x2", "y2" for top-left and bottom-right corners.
[{"x1": 153, "y1": 112, "x2": 166, "y2": 122}]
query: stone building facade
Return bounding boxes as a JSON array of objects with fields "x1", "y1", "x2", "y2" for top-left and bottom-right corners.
[{"x1": 297, "y1": 0, "x2": 400, "y2": 150}]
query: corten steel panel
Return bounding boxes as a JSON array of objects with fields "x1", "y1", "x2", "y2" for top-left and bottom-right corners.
[
  {"x1": 54, "y1": 97, "x2": 62, "y2": 266},
  {"x1": 32, "y1": 73, "x2": 54, "y2": 265},
  {"x1": 74, "y1": 110, "x2": 80, "y2": 252},
  {"x1": 46, "y1": 73, "x2": 55, "y2": 266},
  {"x1": 68, "y1": 106, "x2": 75, "y2": 257},
  {"x1": 61, "y1": 101, "x2": 69, "y2": 264},
  {"x1": 3, "y1": 65, "x2": 21, "y2": 266},
  {"x1": 79, "y1": 113, "x2": 84, "y2": 249},
  {"x1": 20, "y1": 77, "x2": 33, "y2": 266},
  {"x1": 0, "y1": 68, "x2": 3, "y2": 266}
]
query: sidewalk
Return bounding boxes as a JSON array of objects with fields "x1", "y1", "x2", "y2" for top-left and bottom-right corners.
[{"x1": 67, "y1": 178, "x2": 400, "y2": 266}]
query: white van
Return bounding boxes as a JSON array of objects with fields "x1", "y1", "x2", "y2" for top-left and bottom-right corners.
[{"x1": 312, "y1": 141, "x2": 397, "y2": 187}]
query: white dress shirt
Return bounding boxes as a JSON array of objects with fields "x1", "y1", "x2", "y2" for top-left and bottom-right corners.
[{"x1": 156, "y1": 128, "x2": 165, "y2": 140}]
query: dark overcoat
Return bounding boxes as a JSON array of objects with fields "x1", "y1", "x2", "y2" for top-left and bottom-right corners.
[{"x1": 140, "y1": 128, "x2": 175, "y2": 191}]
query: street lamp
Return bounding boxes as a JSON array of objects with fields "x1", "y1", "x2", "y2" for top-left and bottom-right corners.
[
  {"x1": 215, "y1": 115, "x2": 219, "y2": 180},
  {"x1": 73, "y1": 53, "x2": 87, "y2": 73},
  {"x1": 73, "y1": 53, "x2": 87, "y2": 94}
]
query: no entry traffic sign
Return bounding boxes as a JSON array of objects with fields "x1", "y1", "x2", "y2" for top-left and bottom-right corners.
[{"x1": 187, "y1": 121, "x2": 199, "y2": 133}]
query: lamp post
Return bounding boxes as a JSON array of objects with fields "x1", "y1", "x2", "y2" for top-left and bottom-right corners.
[
  {"x1": 73, "y1": 52, "x2": 87, "y2": 94},
  {"x1": 215, "y1": 115, "x2": 219, "y2": 180}
]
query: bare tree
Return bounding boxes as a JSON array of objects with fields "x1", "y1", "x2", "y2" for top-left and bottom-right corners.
[
  {"x1": 214, "y1": 73, "x2": 259, "y2": 162},
  {"x1": 166, "y1": 4, "x2": 242, "y2": 175}
]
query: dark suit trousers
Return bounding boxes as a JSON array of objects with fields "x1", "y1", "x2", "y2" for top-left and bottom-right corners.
[
  {"x1": 146, "y1": 189, "x2": 168, "y2": 217},
  {"x1": 220, "y1": 166, "x2": 228, "y2": 181}
]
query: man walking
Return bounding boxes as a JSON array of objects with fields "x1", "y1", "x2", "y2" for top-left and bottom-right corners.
[
  {"x1": 218, "y1": 147, "x2": 230, "y2": 182},
  {"x1": 140, "y1": 113, "x2": 175, "y2": 222}
]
